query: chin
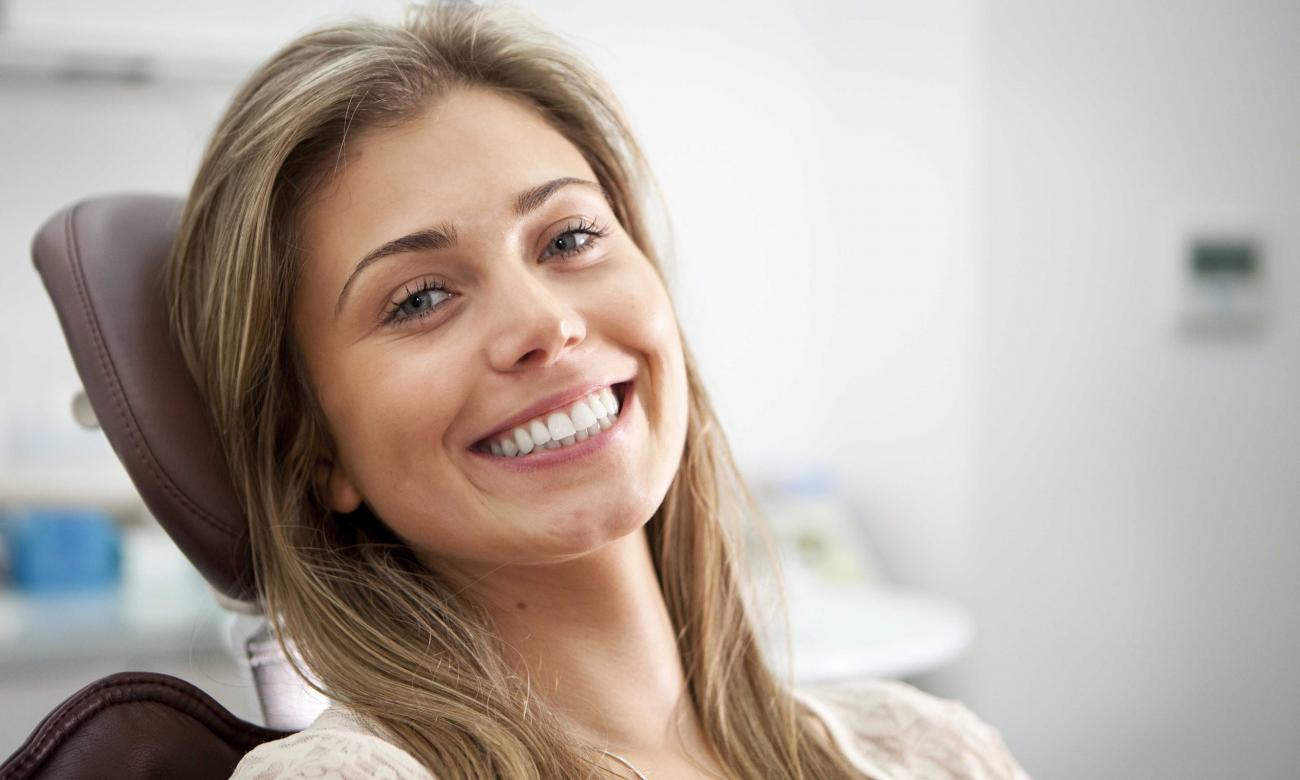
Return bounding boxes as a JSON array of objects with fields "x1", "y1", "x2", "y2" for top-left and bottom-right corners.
[{"x1": 532, "y1": 497, "x2": 654, "y2": 559}]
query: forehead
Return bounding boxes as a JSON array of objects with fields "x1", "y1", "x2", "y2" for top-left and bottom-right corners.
[{"x1": 298, "y1": 86, "x2": 598, "y2": 271}]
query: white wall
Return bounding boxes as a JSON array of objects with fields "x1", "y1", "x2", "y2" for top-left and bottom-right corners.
[{"x1": 977, "y1": 1, "x2": 1300, "y2": 778}]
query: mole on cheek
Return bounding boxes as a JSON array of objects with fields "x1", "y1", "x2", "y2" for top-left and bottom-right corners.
[{"x1": 515, "y1": 601, "x2": 527, "y2": 610}]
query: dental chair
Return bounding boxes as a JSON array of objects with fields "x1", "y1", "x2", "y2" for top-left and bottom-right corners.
[{"x1": 1, "y1": 194, "x2": 326, "y2": 779}]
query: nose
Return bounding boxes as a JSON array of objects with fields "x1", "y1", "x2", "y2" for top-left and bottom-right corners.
[{"x1": 485, "y1": 270, "x2": 586, "y2": 372}]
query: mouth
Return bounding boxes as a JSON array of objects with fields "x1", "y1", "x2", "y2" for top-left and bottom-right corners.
[{"x1": 471, "y1": 380, "x2": 632, "y2": 459}]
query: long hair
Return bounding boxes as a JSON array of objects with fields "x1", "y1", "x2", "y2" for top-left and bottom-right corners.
[{"x1": 166, "y1": 2, "x2": 862, "y2": 777}]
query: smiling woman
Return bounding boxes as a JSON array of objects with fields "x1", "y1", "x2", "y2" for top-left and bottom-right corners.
[
  {"x1": 291, "y1": 84, "x2": 689, "y2": 574},
  {"x1": 165, "y1": 2, "x2": 1028, "y2": 779}
]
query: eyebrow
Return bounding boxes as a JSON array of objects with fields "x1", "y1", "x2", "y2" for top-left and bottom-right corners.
[{"x1": 333, "y1": 176, "x2": 606, "y2": 320}]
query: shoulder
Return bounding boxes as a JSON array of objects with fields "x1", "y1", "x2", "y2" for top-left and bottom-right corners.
[
  {"x1": 796, "y1": 678, "x2": 1033, "y2": 780},
  {"x1": 229, "y1": 705, "x2": 435, "y2": 780}
]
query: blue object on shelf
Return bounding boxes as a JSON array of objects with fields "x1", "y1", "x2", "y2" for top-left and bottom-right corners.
[{"x1": 0, "y1": 508, "x2": 121, "y2": 593}]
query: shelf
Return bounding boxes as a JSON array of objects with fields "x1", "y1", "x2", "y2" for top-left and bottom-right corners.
[
  {"x1": 0, "y1": 460, "x2": 143, "y2": 513},
  {"x1": 0, "y1": 28, "x2": 258, "y2": 84},
  {"x1": 0, "y1": 523, "x2": 227, "y2": 667},
  {"x1": 0, "y1": 574, "x2": 227, "y2": 668}
]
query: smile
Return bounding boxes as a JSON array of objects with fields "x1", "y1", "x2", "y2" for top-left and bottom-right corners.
[{"x1": 472, "y1": 381, "x2": 630, "y2": 458}]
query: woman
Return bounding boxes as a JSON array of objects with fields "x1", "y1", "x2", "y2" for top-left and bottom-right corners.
[{"x1": 166, "y1": 2, "x2": 1029, "y2": 778}]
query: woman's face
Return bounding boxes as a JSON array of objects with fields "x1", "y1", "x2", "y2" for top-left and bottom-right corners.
[{"x1": 291, "y1": 87, "x2": 688, "y2": 576}]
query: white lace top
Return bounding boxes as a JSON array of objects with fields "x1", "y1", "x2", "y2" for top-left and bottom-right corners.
[{"x1": 229, "y1": 678, "x2": 1031, "y2": 779}]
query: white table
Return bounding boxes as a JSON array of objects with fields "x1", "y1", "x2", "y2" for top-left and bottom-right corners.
[{"x1": 779, "y1": 581, "x2": 973, "y2": 682}]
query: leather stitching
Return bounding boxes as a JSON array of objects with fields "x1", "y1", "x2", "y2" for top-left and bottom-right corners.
[{"x1": 63, "y1": 200, "x2": 237, "y2": 542}]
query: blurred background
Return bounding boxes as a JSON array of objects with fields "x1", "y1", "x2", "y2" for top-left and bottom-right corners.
[{"x1": 1, "y1": 0, "x2": 1297, "y2": 777}]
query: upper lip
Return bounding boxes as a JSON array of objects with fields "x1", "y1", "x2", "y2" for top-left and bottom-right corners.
[{"x1": 470, "y1": 375, "x2": 632, "y2": 446}]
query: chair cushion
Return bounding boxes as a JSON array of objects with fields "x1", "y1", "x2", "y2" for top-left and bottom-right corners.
[{"x1": 0, "y1": 671, "x2": 292, "y2": 779}]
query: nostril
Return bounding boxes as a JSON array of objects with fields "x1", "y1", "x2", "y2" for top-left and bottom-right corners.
[{"x1": 517, "y1": 348, "x2": 546, "y2": 366}]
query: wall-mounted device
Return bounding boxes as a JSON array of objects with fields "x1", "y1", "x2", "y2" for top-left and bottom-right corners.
[{"x1": 1158, "y1": 212, "x2": 1269, "y2": 338}]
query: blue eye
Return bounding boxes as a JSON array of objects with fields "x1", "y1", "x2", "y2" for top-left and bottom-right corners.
[
  {"x1": 542, "y1": 218, "x2": 608, "y2": 259},
  {"x1": 384, "y1": 279, "x2": 452, "y2": 328}
]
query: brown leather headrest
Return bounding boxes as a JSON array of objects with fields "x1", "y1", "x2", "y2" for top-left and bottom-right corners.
[{"x1": 31, "y1": 194, "x2": 255, "y2": 602}]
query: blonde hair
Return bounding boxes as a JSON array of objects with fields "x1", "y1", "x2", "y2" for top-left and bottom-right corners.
[{"x1": 166, "y1": 2, "x2": 862, "y2": 777}]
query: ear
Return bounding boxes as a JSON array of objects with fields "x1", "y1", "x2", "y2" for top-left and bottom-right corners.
[{"x1": 313, "y1": 457, "x2": 364, "y2": 514}]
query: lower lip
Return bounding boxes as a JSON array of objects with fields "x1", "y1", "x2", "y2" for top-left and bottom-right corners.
[{"x1": 469, "y1": 382, "x2": 635, "y2": 473}]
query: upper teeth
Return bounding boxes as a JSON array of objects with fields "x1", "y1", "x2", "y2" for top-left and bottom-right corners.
[{"x1": 481, "y1": 386, "x2": 621, "y2": 457}]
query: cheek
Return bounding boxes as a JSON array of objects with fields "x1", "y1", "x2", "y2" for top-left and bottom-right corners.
[
  {"x1": 636, "y1": 272, "x2": 687, "y2": 389},
  {"x1": 602, "y1": 262, "x2": 689, "y2": 439},
  {"x1": 596, "y1": 259, "x2": 682, "y2": 359},
  {"x1": 322, "y1": 346, "x2": 469, "y2": 488}
]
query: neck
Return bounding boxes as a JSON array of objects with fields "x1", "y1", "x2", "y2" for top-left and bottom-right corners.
[{"x1": 454, "y1": 529, "x2": 719, "y2": 771}]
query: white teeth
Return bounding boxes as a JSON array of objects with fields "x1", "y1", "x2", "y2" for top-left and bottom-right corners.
[
  {"x1": 528, "y1": 419, "x2": 551, "y2": 447},
  {"x1": 570, "y1": 399, "x2": 597, "y2": 430},
  {"x1": 546, "y1": 411, "x2": 576, "y2": 440},
  {"x1": 513, "y1": 426, "x2": 534, "y2": 455},
  {"x1": 480, "y1": 384, "x2": 627, "y2": 458}
]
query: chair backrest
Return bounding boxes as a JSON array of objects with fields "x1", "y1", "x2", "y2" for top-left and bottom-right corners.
[
  {"x1": 0, "y1": 672, "x2": 291, "y2": 780},
  {"x1": 29, "y1": 193, "x2": 256, "y2": 602},
  {"x1": 3, "y1": 194, "x2": 328, "y2": 776}
]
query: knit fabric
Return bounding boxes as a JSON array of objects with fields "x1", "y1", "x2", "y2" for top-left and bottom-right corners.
[{"x1": 230, "y1": 678, "x2": 1031, "y2": 779}]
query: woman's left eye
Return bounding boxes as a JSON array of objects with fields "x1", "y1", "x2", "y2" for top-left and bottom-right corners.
[
  {"x1": 542, "y1": 218, "x2": 609, "y2": 260},
  {"x1": 383, "y1": 278, "x2": 454, "y2": 328}
]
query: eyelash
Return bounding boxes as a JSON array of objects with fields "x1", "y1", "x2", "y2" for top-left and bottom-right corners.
[{"x1": 381, "y1": 218, "x2": 610, "y2": 328}]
